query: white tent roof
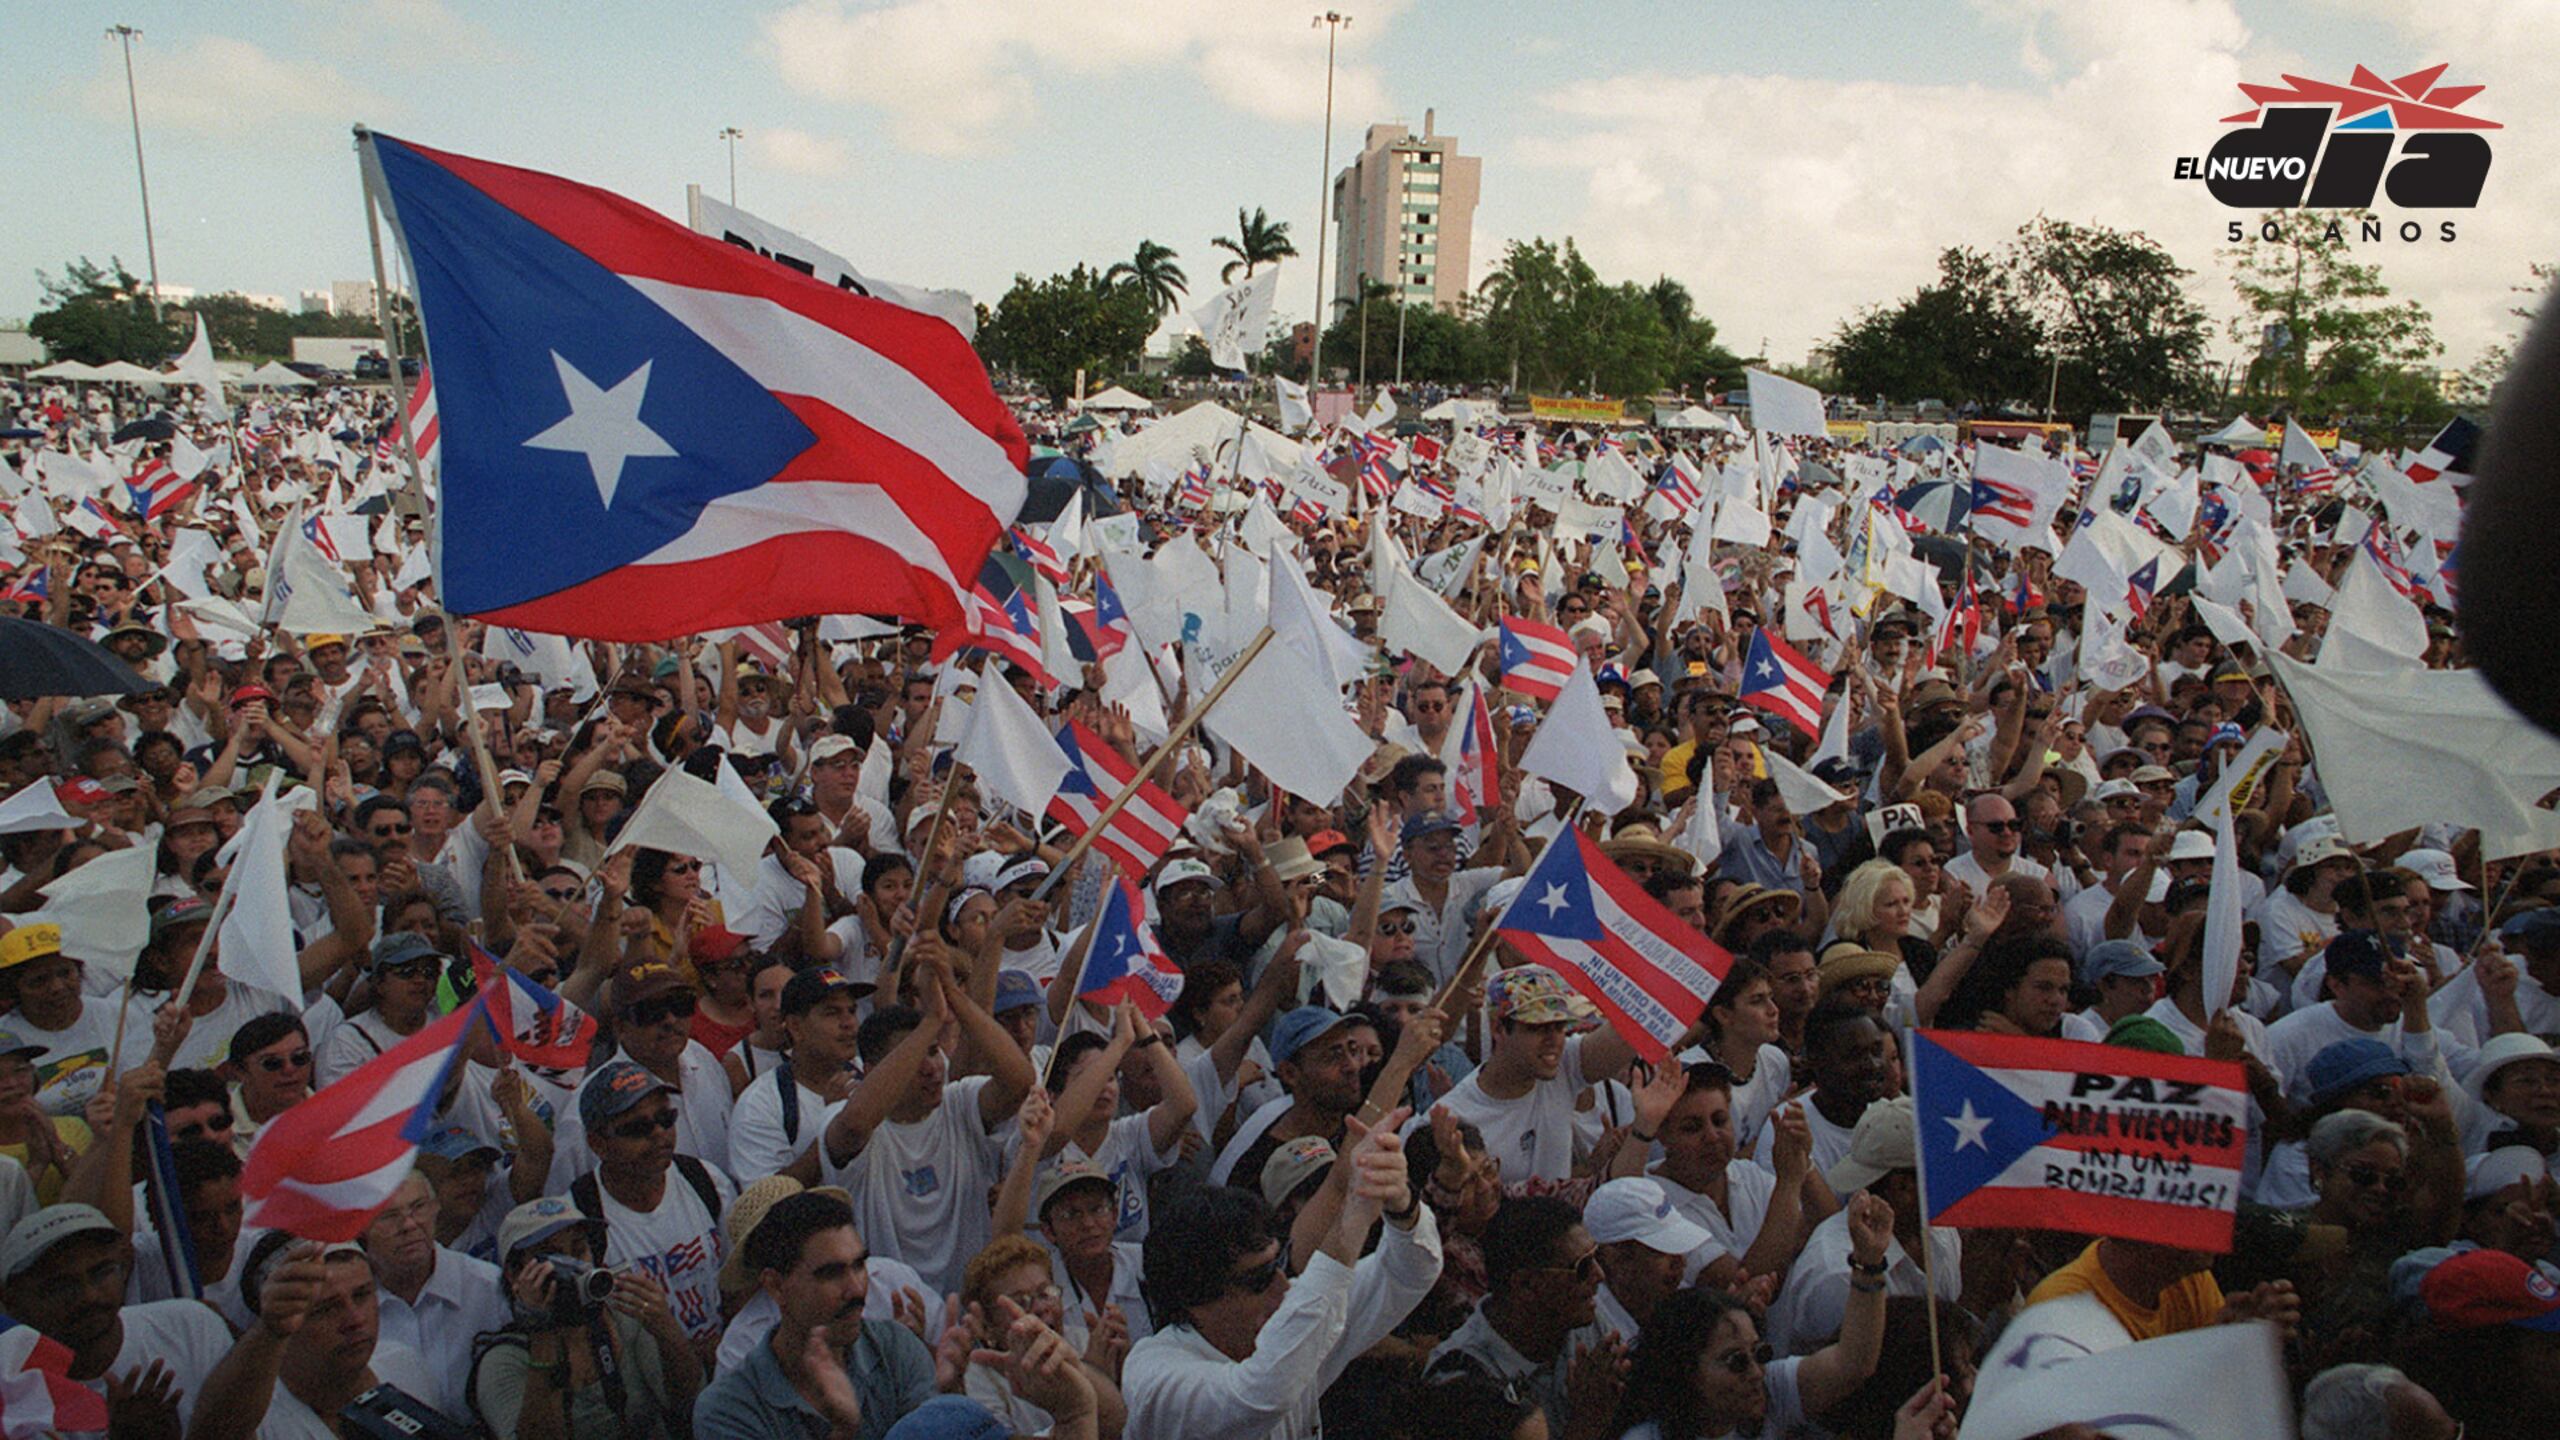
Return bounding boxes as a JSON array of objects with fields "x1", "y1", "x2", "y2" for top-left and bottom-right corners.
[
  {"x1": 1661, "y1": 404, "x2": 1734, "y2": 432},
  {"x1": 2201, "y1": 415, "x2": 2263, "y2": 445},
  {"x1": 1079, "y1": 385, "x2": 1155, "y2": 412},
  {"x1": 1420, "y1": 397, "x2": 1479, "y2": 425},
  {"x1": 90, "y1": 361, "x2": 167, "y2": 385},
  {"x1": 28, "y1": 360, "x2": 102, "y2": 381},
  {"x1": 242, "y1": 362, "x2": 314, "y2": 388},
  {"x1": 1094, "y1": 400, "x2": 1305, "y2": 481}
]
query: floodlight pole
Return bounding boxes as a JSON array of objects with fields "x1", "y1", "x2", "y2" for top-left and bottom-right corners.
[
  {"x1": 1307, "y1": 12, "x2": 1350, "y2": 401},
  {"x1": 107, "y1": 24, "x2": 163, "y2": 322}
]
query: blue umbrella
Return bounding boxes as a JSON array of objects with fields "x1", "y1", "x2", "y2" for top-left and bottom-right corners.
[
  {"x1": 1892, "y1": 478, "x2": 1970, "y2": 533},
  {"x1": 1899, "y1": 434, "x2": 1948, "y2": 455},
  {"x1": 0, "y1": 617, "x2": 154, "y2": 700}
]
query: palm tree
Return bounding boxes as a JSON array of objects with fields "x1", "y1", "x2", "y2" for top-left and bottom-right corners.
[
  {"x1": 1212, "y1": 207, "x2": 1299, "y2": 284},
  {"x1": 1105, "y1": 240, "x2": 1188, "y2": 318}
]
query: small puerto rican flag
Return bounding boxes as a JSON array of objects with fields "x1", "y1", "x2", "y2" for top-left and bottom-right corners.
[
  {"x1": 1738, "y1": 627, "x2": 1830, "y2": 738},
  {"x1": 1497, "y1": 615, "x2": 1578, "y2": 701},
  {"x1": 1080, "y1": 876, "x2": 1185, "y2": 1018}
]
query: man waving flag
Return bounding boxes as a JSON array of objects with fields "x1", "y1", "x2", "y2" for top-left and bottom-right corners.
[
  {"x1": 1739, "y1": 627, "x2": 1831, "y2": 738},
  {"x1": 1496, "y1": 829, "x2": 1730, "y2": 1062},
  {"x1": 359, "y1": 131, "x2": 1025, "y2": 640}
]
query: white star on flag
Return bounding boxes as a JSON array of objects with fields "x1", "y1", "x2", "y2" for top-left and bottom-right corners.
[
  {"x1": 1539, "y1": 883, "x2": 1571, "y2": 916},
  {"x1": 1947, "y1": 1099, "x2": 1993, "y2": 1152},
  {"x1": 524, "y1": 352, "x2": 676, "y2": 509}
]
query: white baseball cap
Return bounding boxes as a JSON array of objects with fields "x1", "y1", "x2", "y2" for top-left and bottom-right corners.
[
  {"x1": 1583, "y1": 1178, "x2": 1716, "y2": 1256},
  {"x1": 2399, "y1": 848, "x2": 2472, "y2": 892},
  {"x1": 2165, "y1": 830, "x2": 2218, "y2": 863}
]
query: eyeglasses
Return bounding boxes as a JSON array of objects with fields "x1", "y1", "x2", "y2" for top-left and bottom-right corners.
[
  {"x1": 1000, "y1": 1282, "x2": 1062, "y2": 1310},
  {"x1": 256, "y1": 1048, "x2": 313, "y2": 1074},
  {"x1": 380, "y1": 961, "x2": 441, "y2": 984},
  {"x1": 541, "y1": 886, "x2": 584, "y2": 903},
  {"x1": 2342, "y1": 1162, "x2": 2407, "y2": 1192},
  {"x1": 1226, "y1": 1256, "x2": 1287, "y2": 1296},
  {"x1": 1532, "y1": 1249, "x2": 1604, "y2": 1285},
  {"x1": 624, "y1": 993, "x2": 698, "y2": 1027},
  {"x1": 174, "y1": 1111, "x2": 236, "y2": 1139},
  {"x1": 1377, "y1": 921, "x2": 1416, "y2": 937},
  {"x1": 1977, "y1": 819, "x2": 2023, "y2": 834},
  {"x1": 1712, "y1": 1341, "x2": 1775, "y2": 1376},
  {"x1": 609, "y1": 1108, "x2": 680, "y2": 1141}
]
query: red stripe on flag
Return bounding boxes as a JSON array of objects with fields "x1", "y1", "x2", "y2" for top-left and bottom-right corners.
[{"x1": 1932, "y1": 1185, "x2": 2236, "y2": 1252}]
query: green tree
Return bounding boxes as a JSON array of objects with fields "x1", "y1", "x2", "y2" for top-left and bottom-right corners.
[
  {"x1": 1649, "y1": 277, "x2": 1748, "y2": 398},
  {"x1": 26, "y1": 257, "x2": 179, "y2": 366},
  {"x1": 1210, "y1": 207, "x2": 1298, "y2": 285},
  {"x1": 2008, "y1": 217, "x2": 2210, "y2": 415},
  {"x1": 178, "y1": 291, "x2": 406, "y2": 362},
  {"x1": 1829, "y1": 246, "x2": 2047, "y2": 408},
  {"x1": 977, "y1": 264, "x2": 1157, "y2": 400},
  {"x1": 1103, "y1": 240, "x2": 1188, "y2": 319},
  {"x1": 2453, "y1": 260, "x2": 2554, "y2": 406},
  {"x1": 2224, "y1": 210, "x2": 2441, "y2": 423}
]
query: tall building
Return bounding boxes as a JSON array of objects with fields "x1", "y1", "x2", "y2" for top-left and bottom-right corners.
[
  {"x1": 330, "y1": 279, "x2": 378, "y2": 317},
  {"x1": 1330, "y1": 110, "x2": 1481, "y2": 317}
]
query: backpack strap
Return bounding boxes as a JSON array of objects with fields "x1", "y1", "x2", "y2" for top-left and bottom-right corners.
[{"x1": 671, "y1": 1153, "x2": 722, "y2": 1222}]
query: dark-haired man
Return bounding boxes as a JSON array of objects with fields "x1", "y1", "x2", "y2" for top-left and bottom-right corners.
[{"x1": 692, "y1": 1189, "x2": 938, "y2": 1440}]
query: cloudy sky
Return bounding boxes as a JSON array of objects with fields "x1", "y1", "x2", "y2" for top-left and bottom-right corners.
[{"x1": 8, "y1": 0, "x2": 2551, "y2": 373}]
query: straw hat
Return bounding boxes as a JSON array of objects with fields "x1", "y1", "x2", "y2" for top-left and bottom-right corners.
[{"x1": 720, "y1": 1176, "x2": 854, "y2": 1295}]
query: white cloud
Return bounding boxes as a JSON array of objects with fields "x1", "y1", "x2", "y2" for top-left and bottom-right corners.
[
  {"x1": 74, "y1": 35, "x2": 387, "y2": 142},
  {"x1": 750, "y1": 127, "x2": 854, "y2": 178},
  {"x1": 308, "y1": 0, "x2": 509, "y2": 66},
  {"x1": 1509, "y1": 0, "x2": 2555, "y2": 368},
  {"x1": 760, "y1": 0, "x2": 1399, "y2": 155}
]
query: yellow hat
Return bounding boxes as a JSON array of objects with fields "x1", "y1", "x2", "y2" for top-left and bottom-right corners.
[
  {"x1": 0, "y1": 924, "x2": 65, "y2": 971},
  {"x1": 305, "y1": 633, "x2": 349, "y2": 650}
]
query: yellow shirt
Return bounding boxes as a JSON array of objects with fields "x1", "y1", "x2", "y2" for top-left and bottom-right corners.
[
  {"x1": 0, "y1": 1115, "x2": 94, "y2": 1206},
  {"x1": 2024, "y1": 1240, "x2": 2225, "y2": 1341}
]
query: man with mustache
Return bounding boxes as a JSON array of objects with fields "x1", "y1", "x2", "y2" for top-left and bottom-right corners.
[{"x1": 0, "y1": 1201, "x2": 234, "y2": 1436}]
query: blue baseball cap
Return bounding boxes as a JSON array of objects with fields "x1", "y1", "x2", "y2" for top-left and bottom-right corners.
[
  {"x1": 2083, "y1": 940, "x2": 2165, "y2": 986},
  {"x1": 2305, "y1": 1037, "x2": 2411, "y2": 1108},
  {"x1": 2499, "y1": 908, "x2": 2560, "y2": 949},
  {"x1": 579, "y1": 1057, "x2": 673, "y2": 1134},
  {"x1": 1269, "y1": 1006, "x2": 1374, "y2": 1067},
  {"x1": 882, "y1": 1397, "x2": 1009, "y2": 1440},
  {"x1": 993, "y1": 970, "x2": 1043, "y2": 1015},
  {"x1": 1401, "y1": 813, "x2": 1462, "y2": 845}
]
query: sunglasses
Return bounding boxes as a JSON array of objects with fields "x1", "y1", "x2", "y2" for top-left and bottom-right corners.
[
  {"x1": 1534, "y1": 1250, "x2": 1604, "y2": 1285},
  {"x1": 371, "y1": 822, "x2": 414, "y2": 837},
  {"x1": 1377, "y1": 921, "x2": 1417, "y2": 937},
  {"x1": 541, "y1": 886, "x2": 584, "y2": 903},
  {"x1": 380, "y1": 960, "x2": 441, "y2": 983},
  {"x1": 1712, "y1": 1341, "x2": 1776, "y2": 1376},
  {"x1": 624, "y1": 993, "x2": 698, "y2": 1028},
  {"x1": 2342, "y1": 1162, "x2": 2407, "y2": 1192},
  {"x1": 174, "y1": 1111, "x2": 236, "y2": 1139},
  {"x1": 1227, "y1": 1256, "x2": 1287, "y2": 1296},
  {"x1": 609, "y1": 1108, "x2": 679, "y2": 1141},
  {"x1": 664, "y1": 860, "x2": 702, "y2": 875},
  {"x1": 256, "y1": 1048, "x2": 313, "y2": 1074},
  {"x1": 1977, "y1": 819, "x2": 2023, "y2": 834}
]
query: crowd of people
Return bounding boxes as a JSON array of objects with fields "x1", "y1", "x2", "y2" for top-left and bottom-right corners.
[{"x1": 0, "y1": 364, "x2": 2542, "y2": 1440}]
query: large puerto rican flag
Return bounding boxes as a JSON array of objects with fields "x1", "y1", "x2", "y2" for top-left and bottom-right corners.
[
  {"x1": 361, "y1": 132, "x2": 1026, "y2": 641},
  {"x1": 1496, "y1": 828, "x2": 1730, "y2": 1062},
  {"x1": 1911, "y1": 1029, "x2": 2248, "y2": 1252}
]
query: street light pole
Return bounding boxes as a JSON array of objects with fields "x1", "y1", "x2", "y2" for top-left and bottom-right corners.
[
  {"x1": 106, "y1": 24, "x2": 162, "y2": 322},
  {"x1": 718, "y1": 127, "x2": 744, "y2": 206},
  {"x1": 1307, "y1": 12, "x2": 1349, "y2": 401}
]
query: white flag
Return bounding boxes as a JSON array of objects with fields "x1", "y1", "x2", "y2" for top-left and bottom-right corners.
[
  {"x1": 1745, "y1": 367, "x2": 1828, "y2": 439},
  {"x1": 1192, "y1": 267, "x2": 1279, "y2": 373},
  {"x1": 171, "y1": 313, "x2": 232, "y2": 421},
  {"x1": 955, "y1": 660, "x2": 1072, "y2": 819},
  {"x1": 1965, "y1": 1311, "x2": 2292, "y2": 1440},
  {"x1": 32, "y1": 843, "x2": 158, "y2": 980},
  {"x1": 2201, "y1": 804, "x2": 2246, "y2": 1015},
  {"x1": 0, "y1": 780, "x2": 78, "y2": 837},
  {"x1": 260, "y1": 506, "x2": 376, "y2": 635},
  {"x1": 685, "y1": 189, "x2": 975, "y2": 337},
  {"x1": 215, "y1": 780, "x2": 322, "y2": 1003},
  {"x1": 1381, "y1": 564, "x2": 1487, "y2": 676},
  {"x1": 1275, "y1": 376, "x2": 1313, "y2": 433},
  {"x1": 615, "y1": 766, "x2": 782, "y2": 884},
  {"x1": 1200, "y1": 639, "x2": 1372, "y2": 805},
  {"x1": 1519, "y1": 660, "x2": 1639, "y2": 814}
]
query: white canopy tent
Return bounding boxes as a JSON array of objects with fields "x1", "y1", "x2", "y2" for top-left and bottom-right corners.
[
  {"x1": 1660, "y1": 405, "x2": 1734, "y2": 432},
  {"x1": 242, "y1": 362, "x2": 315, "y2": 389},
  {"x1": 1078, "y1": 385, "x2": 1155, "y2": 413},
  {"x1": 2201, "y1": 415, "x2": 2264, "y2": 446},
  {"x1": 27, "y1": 360, "x2": 103, "y2": 381},
  {"x1": 89, "y1": 361, "x2": 168, "y2": 386},
  {"x1": 1093, "y1": 400, "x2": 1306, "y2": 482},
  {"x1": 1421, "y1": 397, "x2": 1482, "y2": 426}
]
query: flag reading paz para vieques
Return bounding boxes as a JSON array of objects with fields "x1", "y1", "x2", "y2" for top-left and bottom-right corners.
[{"x1": 1910, "y1": 1029, "x2": 2248, "y2": 1252}]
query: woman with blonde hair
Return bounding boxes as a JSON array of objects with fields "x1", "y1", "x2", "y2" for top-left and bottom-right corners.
[{"x1": 1828, "y1": 858, "x2": 2003, "y2": 1028}]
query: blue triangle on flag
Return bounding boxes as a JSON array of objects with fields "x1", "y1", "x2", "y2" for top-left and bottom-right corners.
[
  {"x1": 1502, "y1": 832, "x2": 1604, "y2": 943},
  {"x1": 1912, "y1": 1032, "x2": 2055, "y2": 1218}
]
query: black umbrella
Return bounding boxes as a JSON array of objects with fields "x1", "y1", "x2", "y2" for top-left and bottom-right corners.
[
  {"x1": 1018, "y1": 457, "x2": 1125, "y2": 524},
  {"x1": 0, "y1": 428, "x2": 43, "y2": 441},
  {"x1": 0, "y1": 617, "x2": 154, "y2": 700},
  {"x1": 111, "y1": 416, "x2": 175, "y2": 443}
]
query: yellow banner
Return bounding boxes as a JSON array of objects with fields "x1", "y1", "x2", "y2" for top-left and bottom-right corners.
[
  {"x1": 1529, "y1": 395, "x2": 1626, "y2": 423},
  {"x1": 2266, "y1": 426, "x2": 2340, "y2": 451},
  {"x1": 1826, "y1": 419, "x2": 1870, "y2": 443}
]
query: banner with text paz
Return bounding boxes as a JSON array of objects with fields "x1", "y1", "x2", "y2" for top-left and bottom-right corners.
[
  {"x1": 1912, "y1": 1029, "x2": 2248, "y2": 1252},
  {"x1": 1529, "y1": 395, "x2": 1627, "y2": 424}
]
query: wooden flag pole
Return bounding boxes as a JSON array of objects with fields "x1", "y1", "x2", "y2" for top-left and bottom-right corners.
[{"x1": 1030, "y1": 625, "x2": 1277, "y2": 902}]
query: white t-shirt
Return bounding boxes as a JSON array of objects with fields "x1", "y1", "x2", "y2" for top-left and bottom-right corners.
[
  {"x1": 728, "y1": 1062, "x2": 844, "y2": 1180},
  {"x1": 1726, "y1": 1045, "x2": 1793, "y2": 1154},
  {"x1": 111, "y1": 981, "x2": 298, "y2": 1076},
  {"x1": 1433, "y1": 1036, "x2": 1595, "y2": 1184},
  {"x1": 62, "y1": 1299, "x2": 234, "y2": 1438},
  {"x1": 256, "y1": 1339, "x2": 441, "y2": 1437},
  {"x1": 2255, "y1": 889, "x2": 2337, "y2": 993},
  {"x1": 316, "y1": 1009, "x2": 420, "y2": 1089},
  {"x1": 1752, "y1": 1094, "x2": 1859, "y2": 1180},
  {"x1": 1945, "y1": 850, "x2": 2050, "y2": 899},
  {"x1": 1650, "y1": 1165, "x2": 1773, "y2": 1283},
  {"x1": 1053, "y1": 1111, "x2": 1179, "y2": 1243},
  {"x1": 20, "y1": 994, "x2": 120, "y2": 1116},
  {"x1": 826, "y1": 1073, "x2": 1010, "y2": 1295},
  {"x1": 596, "y1": 1161, "x2": 739, "y2": 1344}
]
